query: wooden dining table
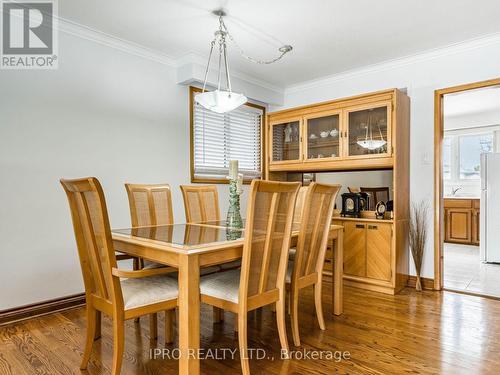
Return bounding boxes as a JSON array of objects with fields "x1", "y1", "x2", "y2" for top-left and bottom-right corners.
[{"x1": 112, "y1": 220, "x2": 343, "y2": 375}]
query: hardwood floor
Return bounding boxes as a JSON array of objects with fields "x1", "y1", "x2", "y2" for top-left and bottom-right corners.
[{"x1": 1, "y1": 282, "x2": 500, "y2": 374}]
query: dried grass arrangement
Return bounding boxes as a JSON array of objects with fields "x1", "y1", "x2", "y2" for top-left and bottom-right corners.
[{"x1": 409, "y1": 201, "x2": 428, "y2": 291}]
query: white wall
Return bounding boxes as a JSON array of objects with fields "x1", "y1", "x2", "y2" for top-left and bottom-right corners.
[
  {"x1": 316, "y1": 170, "x2": 393, "y2": 208},
  {"x1": 0, "y1": 32, "x2": 241, "y2": 310},
  {"x1": 277, "y1": 35, "x2": 500, "y2": 279}
]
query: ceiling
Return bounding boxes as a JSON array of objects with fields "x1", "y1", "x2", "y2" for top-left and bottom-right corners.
[
  {"x1": 444, "y1": 85, "x2": 500, "y2": 117},
  {"x1": 60, "y1": 0, "x2": 500, "y2": 87}
]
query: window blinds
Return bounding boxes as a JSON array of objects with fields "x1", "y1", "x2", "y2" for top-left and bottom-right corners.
[{"x1": 193, "y1": 101, "x2": 263, "y2": 180}]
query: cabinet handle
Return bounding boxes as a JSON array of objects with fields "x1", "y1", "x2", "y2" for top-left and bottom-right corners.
[
  {"x1": 355, "y1": 224, "x2": 365, "y2": 229},
  {"x1": 368, "y1": 225, "x2": 378, "y2": 230}
]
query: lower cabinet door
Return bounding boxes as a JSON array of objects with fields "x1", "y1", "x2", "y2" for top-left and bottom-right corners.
[
  {"x1": 343, "y1": 221, "x2": 366, "y2": 277},
  {"x1": 366, "y1": 223, "x2": 392, "y2": 281},
  {"x1": 446, "y1": 208, "x2": 472, "y2": 244},
  {"x1": 472, "y1": 209, "x2": 480, "y2": 245}
]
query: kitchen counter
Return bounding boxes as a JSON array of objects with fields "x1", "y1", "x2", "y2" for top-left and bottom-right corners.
[{"x1": 444, "y1": 196, "x2": 480, "y2": 200}]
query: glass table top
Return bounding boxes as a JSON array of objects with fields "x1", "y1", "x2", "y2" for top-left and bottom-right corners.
[{"x1": 113, "y1": 223, "x2": 244, "y2": 247}]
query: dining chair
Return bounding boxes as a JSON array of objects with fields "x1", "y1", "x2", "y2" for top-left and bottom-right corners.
[
  {"x1": 180, "y1": 184, "x2": 220, "y2": 223},
  {"x1": 199, "y1": 180, "x2": 301, "y2": 375},
  {"x1": 180, "y1": 184, "x2": 238, "y2": 273},
  {"x1": 125, "y1": 183, "x2": 179, "y2": 326},
  {"x1": 61, "y1": 177, "x2": 178, "y2": 375},
  {"x1": 287, "y1": 182, "x2": 340, "y2": 347}
]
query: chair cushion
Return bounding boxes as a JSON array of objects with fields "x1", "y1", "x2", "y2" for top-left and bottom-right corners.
[
  {"x1": 219, "y1": 260, "x2": 242, "y2": 270},
  {"x1": 288, "y1": 248, "x2": 296, "y2": 262},
  {"x1": 200, "y1": 269, "x2": 240, "y2": 303},
  {"x1": 121, "y1": 275, "x2": 178, "y2": 310}
]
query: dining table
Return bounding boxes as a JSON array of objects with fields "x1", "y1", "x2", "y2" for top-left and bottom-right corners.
[{"x1": 112, "y1": 220, "x2": 343, "y2": 375}]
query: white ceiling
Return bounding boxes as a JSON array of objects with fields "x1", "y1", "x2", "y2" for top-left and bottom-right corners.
[
  {"x1": 444, "y1": 85, "x2": 500, "y2": 118},
  {"x1": 60, "y1": 0, "x2": 500, "y2": 87}
]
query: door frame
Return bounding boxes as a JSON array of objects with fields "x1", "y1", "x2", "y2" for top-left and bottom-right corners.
[{"x1": 434, "y1": 77, "x2": 500, "y2": 290}]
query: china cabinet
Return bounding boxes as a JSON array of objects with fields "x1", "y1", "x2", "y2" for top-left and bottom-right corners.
[{"x1": 265, "y1": 88, "x2": 410, "y2": 295}]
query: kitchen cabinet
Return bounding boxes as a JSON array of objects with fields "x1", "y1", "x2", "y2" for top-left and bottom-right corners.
[{"x1": 444, "y1": 198, "x2": 480, "y2": 246}]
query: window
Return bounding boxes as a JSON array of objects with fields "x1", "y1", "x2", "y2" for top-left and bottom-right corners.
[
  {"x1": 459, "y1": 134, "x2": 493, "y2": 180},
  {"x1": 190, "y1": 87, "x2": 265, "y2": 183},
  {"x1": 444, "y1": 126, "x2": 498, "y2": 184}
]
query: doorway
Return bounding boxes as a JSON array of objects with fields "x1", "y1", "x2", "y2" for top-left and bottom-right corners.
[{"x1": 434, "y1": 78, "x2": 500, "y2": 296}]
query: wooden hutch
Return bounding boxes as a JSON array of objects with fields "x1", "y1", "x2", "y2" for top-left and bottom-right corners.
[{"x1": 265, "y1": 88, "x2": 410, "y2": 295}]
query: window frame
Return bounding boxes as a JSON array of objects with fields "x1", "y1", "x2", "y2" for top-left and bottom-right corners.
[
  {"x1": 443, "y1": 125, "x2": 499, "y2": 185},
  {"x1": 189, "y1": 86, "x2": 266, "y2": 184}
]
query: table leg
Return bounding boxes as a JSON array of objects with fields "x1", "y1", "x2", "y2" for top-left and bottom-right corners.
[
  {"x1": 333, "y1": 230, "x2": 343, "y2": 316},
  {"x1": 178, "y1": 254, "x2": 200, "y2": 375}
]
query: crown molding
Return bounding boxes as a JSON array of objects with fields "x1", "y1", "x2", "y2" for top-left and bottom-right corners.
[
  {"x1": 285, "y1": 32, "x2": 500, "y2": 94},
  {"x1": 57, "y1": 16, "x2": 176, "y2": 66}
]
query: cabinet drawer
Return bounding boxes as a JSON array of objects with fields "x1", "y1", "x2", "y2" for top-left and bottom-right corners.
[{"x1": 444, "y1": 199, "x2": 472, "y2": 208}]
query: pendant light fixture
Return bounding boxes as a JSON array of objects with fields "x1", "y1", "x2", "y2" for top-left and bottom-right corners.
[
  {"x1": 195, "y1": 9, "x2": 293, "y2": 114},
  {"x1": 357, "y1": 109, "x2": 387, "y2": 150}
]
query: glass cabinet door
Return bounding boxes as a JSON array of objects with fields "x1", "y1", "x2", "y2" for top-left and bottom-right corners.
[
  {"x1": 346, "y1": 104, "x2": 391, "y2": 157},
  {"x1": 270, "y1": 120, "x2": 302, "y2": 163},
  {"x1": 304, "y1": 112, "x2": 341, "y2": 160}
]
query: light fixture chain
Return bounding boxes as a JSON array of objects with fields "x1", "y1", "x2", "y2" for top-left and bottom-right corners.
[{"x1": 219, "y1": 16, "x2": 292, "y2": 65}]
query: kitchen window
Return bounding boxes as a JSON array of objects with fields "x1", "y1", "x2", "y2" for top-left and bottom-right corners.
[
  {"x1": 189, "y1": 87, "x2": 265, "y2": 183},
  {"x1": 444, "y1": 126, "x2": 498, "y2": 184}
]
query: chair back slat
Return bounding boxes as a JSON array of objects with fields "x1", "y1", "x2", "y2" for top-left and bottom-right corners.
[
  {"x1": 61, "y1": 177, "x2": 121, "y2": 305},
  {"x1": 294, "y1": 183, "x2": 341, "y2": 279},
  {"x1": 180, "y1": 185, "x2": 220, "y2": 223},
  {"x1": 241, "y1": 181, "x2": 300, "y2": 301},
  {"x1": 292, "y1": 186, "x2": 308, "y2": 224},
  {"x1": 125, "y1": 183, "x2": 174, "y2": 227}
]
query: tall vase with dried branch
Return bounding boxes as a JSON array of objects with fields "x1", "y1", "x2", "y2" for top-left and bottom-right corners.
[{"x1": 409, "y1": 201, "x2": 428, "y2": 291}]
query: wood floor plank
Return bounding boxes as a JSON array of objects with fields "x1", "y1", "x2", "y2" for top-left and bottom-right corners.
[{"x1": 1, "y1": 283, "x2": 500, "y2": 374}]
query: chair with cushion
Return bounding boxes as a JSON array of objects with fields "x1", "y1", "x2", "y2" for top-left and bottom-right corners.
[
  {"x1": 180, "y1": 184, "x2": 239, "y2": 272},
  {"x1": 200, "y1": 180, "x2": 301, "y2": 374},
  {"x1": 61, "y1": 177, "x2": 178, "y2": 375},
  {"x1": 287, "y1": 182, "x2": 340, "y2": 347}
]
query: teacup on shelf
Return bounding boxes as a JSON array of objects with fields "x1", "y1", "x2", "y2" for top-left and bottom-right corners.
[
  {"x1": 330, "y1": 129, "x2": 339, "y2": 137},
  {"x1": 309, "y1": 133, "x2": 318, "y2": 139},
  {"x1": 320, "y1": 131, "x2": 329, "y2": 138}
]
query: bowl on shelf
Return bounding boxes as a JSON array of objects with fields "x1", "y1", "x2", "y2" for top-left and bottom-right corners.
[
  {"x1": 309, "y1": 133, "x2": 318, "y2": 139},
  {"x1": 330, "y1": 129, "x2": 339, "y2": 137},
  {"x1": 320, "y1": 131, "x2": 329, "y2": 138}
]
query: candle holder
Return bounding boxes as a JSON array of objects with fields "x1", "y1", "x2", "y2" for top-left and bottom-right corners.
[{"x1": 226, "y1": 177, "x2": 243, "y2": 231}]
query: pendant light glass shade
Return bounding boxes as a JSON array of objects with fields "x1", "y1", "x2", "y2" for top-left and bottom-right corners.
[
  {"x1": 195, "y1": 90, "x2": 247, "y2": 113},
  {"x1": 357, "y1": 139, "x2": 387, "y2": 150}
]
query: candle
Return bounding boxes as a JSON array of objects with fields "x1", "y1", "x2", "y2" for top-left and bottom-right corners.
[{"x1": 229, "y1": 160, "x2": 238, "y2": 180}]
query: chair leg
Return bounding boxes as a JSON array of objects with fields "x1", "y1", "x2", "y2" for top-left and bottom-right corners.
[
  {"x1": 237, "y1": 311, "x2": 250, "y2": 375},
  {"x1": 276, "y1": 291, "x2": 290, "y2": 355},
  {"x1": 80, "y1": 305, "x2": 97, "y2": 370},
  {"x1": 213, "y1": 307, "x2": 222, "y2": 323},
  {"x1": 290, "y1": 288, "x2": 300, "y2": 347},
  {"x1": 133, "y1": 259, "x2": 141, "y2": 323},
  {"x1": 94, "y1": 310, "x2": 102, "y2": 340},
  {"x1": 165, "y1": 310, "x2": 174, "y2": 344},
  {"x1": 314, "y1": 282, "x2": 326, "y2": 330},
  {"x1": 111, "y1": 315, "x2": 125, "y2": 375},
  {"x1": 150, "y1": 313, "x2": 158, "y2": 340}
]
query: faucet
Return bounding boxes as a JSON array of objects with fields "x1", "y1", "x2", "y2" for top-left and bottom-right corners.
[{"x1": 451, "y1": 186, "x2": 463, "y2": 196}]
